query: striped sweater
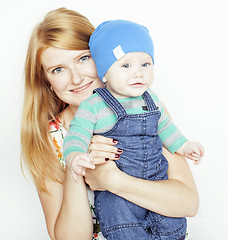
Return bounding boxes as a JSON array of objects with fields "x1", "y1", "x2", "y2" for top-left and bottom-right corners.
[{"x1": 63, "y1": 89, "x2": 187, "y2": 158}]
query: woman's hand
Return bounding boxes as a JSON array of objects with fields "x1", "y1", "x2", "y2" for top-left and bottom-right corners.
[
  {"x1": 88, "y1": 135, "x2": 123, "y2": 164},
  {"x1": 85, "y1": 161, "x2": 121, "y2": 191},
  {"x1": 85, "y1": 135, "x2": 123, "y2": 191}
]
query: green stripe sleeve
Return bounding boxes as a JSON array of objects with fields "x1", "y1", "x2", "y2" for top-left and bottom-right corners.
[
  {"x1": 64, "y1": 146, "x2": 86, "y2": 159},
  {"x1": 168, "y1": 136, "x2": 188, "y2": 154},
  {"x1": 95, "y1": 114, "x2": 117, "y2": 130},
  {"x1": 158, "y1": 118, "x2": 169, "y2": 132},
  {"x1": 159, "y1": 124, "x2": 178, "y2": 142}
]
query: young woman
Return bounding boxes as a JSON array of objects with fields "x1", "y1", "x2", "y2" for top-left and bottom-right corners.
[{"x1": 21, "y1": 8, "x2": 199, "y2": 240}]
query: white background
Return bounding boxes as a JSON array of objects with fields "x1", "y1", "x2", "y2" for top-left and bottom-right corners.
[{"x1": 1, "y1": 0, "x2": 227, "y2": 239}]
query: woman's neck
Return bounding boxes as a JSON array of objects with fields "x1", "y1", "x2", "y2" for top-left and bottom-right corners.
[{"x1": 59, "y1": 105, "x2": 78, "y2": 131}]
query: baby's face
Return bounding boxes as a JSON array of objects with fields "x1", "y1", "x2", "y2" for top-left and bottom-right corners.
[{"x1": 103, "y1": 52, "x2": 154, "y2": 98}]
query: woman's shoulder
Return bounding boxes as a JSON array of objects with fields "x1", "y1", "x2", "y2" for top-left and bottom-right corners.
[{"x1": 49, "y1": 117, "x2": 67, "y2": 137}]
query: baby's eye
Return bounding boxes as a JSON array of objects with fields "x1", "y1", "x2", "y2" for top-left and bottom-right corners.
[
  {"x1": 53, "y1": 67, "x2": 63, "y2": 74},
  {"x1": 142, "y1": 62, "x2": 150, "y2": 67},
  {"x1": 79, "y1": 55, "x2": 90, "y2": 62},
  {"x1": 122, "y1": 64, "x2": 130, "y2": 68}
]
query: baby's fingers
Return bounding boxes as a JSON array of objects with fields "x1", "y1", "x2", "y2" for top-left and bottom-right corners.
[
  {"x1": 70, "y1": 169, "x2": 80, "y2": 183},
  {"x1": 192, "y1": 142, "x2": 205, "y2": 156},
  {"x1": 72, "y1": 159, "x2": 95, "y2": 171},
  {"x1": 199, "y1": 144, "x2": 205, "y2": 156},
  {"x1": 187, "y1": 153, "x2": 202, "y2": 164},
  {"x1": 75, "y1": 165, "x2": 86, "y2": 175},
  {"x1": 70, "y1": 166, "x2": 88, "y2": 182}
]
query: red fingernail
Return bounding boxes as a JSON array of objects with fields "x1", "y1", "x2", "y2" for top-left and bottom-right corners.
[
  {"x1": 105, "y1": 158, "x2": 109, "y2": 161},
  {"x1": 115, "y1": 154, "x2": 120, "y2": 158},
  {"x1": 117, "y1": 148, "x2": 123, "y2": 153},
  {"x1": 113, "y1": 139, "x2": 118, "y2": 143}
]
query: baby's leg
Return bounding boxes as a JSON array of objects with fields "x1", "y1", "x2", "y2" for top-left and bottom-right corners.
[{"x1": 94, "y1": 190, "x2": 150, "y2": 239}]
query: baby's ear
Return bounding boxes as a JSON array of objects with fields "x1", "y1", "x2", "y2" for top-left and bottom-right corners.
[{"x1": 102, "y1": 76, "x2": 107, "y2": 83}]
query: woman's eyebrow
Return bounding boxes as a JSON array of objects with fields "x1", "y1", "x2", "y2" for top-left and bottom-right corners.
[
  {"x1": 47, "y1": 64, "x2": 62, "y2": 72},
  {"x1": 73, "y1": 50, "x2": 90, "y2": 61},
  {"x1": 46, "y1": 50, "x2": 91, "y2": 71}
]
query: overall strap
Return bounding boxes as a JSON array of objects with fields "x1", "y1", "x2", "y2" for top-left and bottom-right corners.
[
  {"x1": 142, "y1": 91, "x2": 159, "y2": 112},
  {"x1": 94, "y1": 87, "x2": 127, "y2": 118}
]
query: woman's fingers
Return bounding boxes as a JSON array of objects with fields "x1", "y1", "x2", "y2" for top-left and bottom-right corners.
[
  {"x1": 89, "y1": 135, "x2": 123, "y2": 164},
  {"x1": 88, "y1": 144, "x2": 122, "y2": 165},
  {"x1": 91, "y1": 135, "x2": 118, "y2": 145},
  {"x1": 89, "y1": 143, "x2": 119, "y2": 154},
  {"x1": 91, "y1": 154, "x2": 121, "y2": 165},
  {"x1": 89, "y1": 145, "x2": 121, "y2": 157}
]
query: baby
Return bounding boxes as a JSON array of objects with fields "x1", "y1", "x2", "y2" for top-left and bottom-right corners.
[{"x1": 63, "y1": 20, "x2": 204, "y2": 239}]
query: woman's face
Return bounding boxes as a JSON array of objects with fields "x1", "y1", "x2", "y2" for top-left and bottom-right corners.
[{"x1": 41, "y1": 47, "x2": 103, "y2": 108}]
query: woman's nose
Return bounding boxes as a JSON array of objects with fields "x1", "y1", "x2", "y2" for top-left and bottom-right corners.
[{"x1": 71, "y1": 68, "x2": 83, "y2": 84}]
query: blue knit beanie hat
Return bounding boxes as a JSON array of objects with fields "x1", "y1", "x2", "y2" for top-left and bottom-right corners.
[{"x1": 89, "y1": 20, "x2": 154, "y2": 81}]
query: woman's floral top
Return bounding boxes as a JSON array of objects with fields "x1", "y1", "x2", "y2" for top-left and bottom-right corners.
[
  {"x1": 49, "y1": 118, "x2": 106, "y2": 240},
  {"x1": 49, "y1": 118, "x2": 190, "y2": 240}
]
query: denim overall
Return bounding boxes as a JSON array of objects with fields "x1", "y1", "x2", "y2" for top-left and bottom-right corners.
[{"x1": 94, "y1": 87, "x2": 187, "y2": 240}]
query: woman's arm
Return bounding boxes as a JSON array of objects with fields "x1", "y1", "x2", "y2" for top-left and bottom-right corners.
[
  {"x1": 37, "y1": 135, "x2": 121, "y2": 240},
  {"x1": 85, "y1": 148, "x2": 199, "y2": 218},
  {"x1": 38, "y1": 167, "x2": 93, "y2": 240}
]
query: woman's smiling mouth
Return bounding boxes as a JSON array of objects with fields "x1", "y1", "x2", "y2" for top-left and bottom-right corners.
[{"x1": 70, "y1": 81, "x2": 93, "y2": 93}]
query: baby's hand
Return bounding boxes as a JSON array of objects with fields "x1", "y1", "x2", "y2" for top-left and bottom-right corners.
[
  {"x1": 65, "y1": 152, "x2": 95, "y2": 182},
  {"x1": 176, "y1": 141, "x2": 205, "y2": 165}
]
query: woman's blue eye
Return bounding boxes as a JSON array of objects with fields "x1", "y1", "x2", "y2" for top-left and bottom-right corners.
[
  {"x1": 122, "y1": 64, "x2": 130, "y2": 68},
  {"x1": 142, "y1": 62, "x2": 149, "y2": 67},
  {"x1": 80, "y1": 55, "x2": 90, "y2": 62},
  {"x1": 53, "y1": 67, "x2": 63, "y2": 74}
]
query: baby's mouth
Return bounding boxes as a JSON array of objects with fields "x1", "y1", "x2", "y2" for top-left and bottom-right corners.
[{"x1": 130, "y1": 82, "x2": 144, "y2": 87}]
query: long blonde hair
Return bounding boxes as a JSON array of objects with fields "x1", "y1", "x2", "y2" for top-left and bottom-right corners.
[{"x1": 21, "y1": 8, "x2": 95, "y2": 191}]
